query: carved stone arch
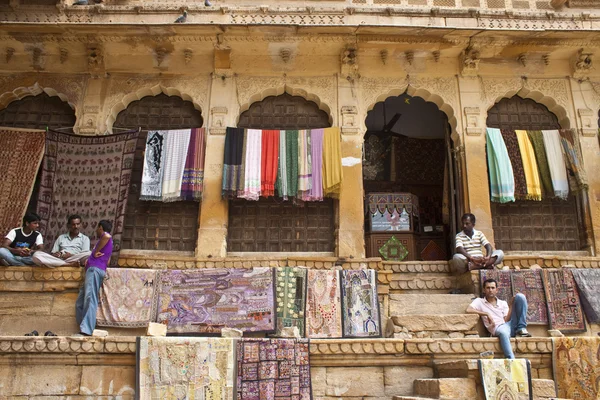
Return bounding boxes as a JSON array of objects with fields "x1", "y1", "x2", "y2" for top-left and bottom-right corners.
[
  {"x1": 0, "y1": 83, "x2": 75, "y2": 113},
  {"x1": 364, "y1": 84, "x2": 460, "y2": 146},
  {"x1": 106, "y1": 84, "x2": 204, "y2": 133},
  {"x1": 237, "y1": 85, "x2": 333, "y2": 126}
]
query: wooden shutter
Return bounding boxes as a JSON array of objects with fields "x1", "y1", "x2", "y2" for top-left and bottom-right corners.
[
  {"x1": 486, "y1": 96, "x2": 581, "y2": 251},
  {"x1": 115, "y1": 94, "x2": 203, "y2": 251},
  {"x1": 229, "y1": 94, "x2": 335, "y2": 253}
]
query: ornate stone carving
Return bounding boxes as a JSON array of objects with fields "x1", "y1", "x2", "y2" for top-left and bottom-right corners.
[
  {"x1": 380, "y1": 50, "x2": 388, "y2": 65},
  {"x1": 153, "y1": 47, "x2": 169, "y2": 68},
  {"x1": 404, "y1": 51, "x2": 414, "y2": 66},
  {"x1": 0, "y1": 266, "x2": 82, "y2": 291},
  {"x1": 464, "y1": 107, "x2": 483, "y2": 136},
  {"x1": 404, "y1": 338, "x2": 552, "y2": 355},
  {"x1": 279, "y1": 48, "x2": 292, "y2": 64},
  {"x1": 341, "y1": 105, "x2": 359, "y2": 136},
  {"x1": 0, "y1": 337, "x2": 137, "y2": 354},
  {"x1": 459, "y1": 46, "x2": 480, "y2": 77},
  {"x1": 389, "y1": 276, "x2": 454, "y2": 291},
  {"x1": 30, "y1": 47, "x2": 44, "y2": 71},
  {"x1": 59, "y1": 47, "x2": 68, "y2": 64},
  {"x1": 310, "y1": 339, "x2": 404, "y2": 356},
  {"x1": 341, "y1": 46, "x2": 359, "y2": 80},
  {"x1": 479, "y1": 77, "x2": 522, "y2": 107},
  {"x1": 5, "y1": 47, "x2": 14, "y2": 63},
  {"x1": 183, "y1": 48, "x2": 193, "y2": 65},
  {"x1": 478, "y1": 16, "x2": 582, "y2": 30},
  {"x1": 578, "y1": 108, "x2": 598, "y2": 137},
  {"x1": 87, "y1": 45, "x2": 103, "y2": 71},
  {"x1": 382, "y1": 261, "x2": 450, "y2": 273},
  {"x1": 432, "y1": 50, "x2": 440, "y2": 63},
  {"x1": 210, "y1": 106, "x2": 228, "y2": 136},
  {"x1": 568, "y1": 0, "x2": 600, "y2": 7},
  {"x1": 571, "y1": 48, "x2": 593, "y2": 78}
]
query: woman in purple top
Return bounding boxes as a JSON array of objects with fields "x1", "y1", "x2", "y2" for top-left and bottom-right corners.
[{"x1": 75, "y1": 220, "x2": 113, "y2": 336}]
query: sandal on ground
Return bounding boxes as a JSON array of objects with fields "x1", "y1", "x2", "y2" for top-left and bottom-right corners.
[
  {"x1": 44, "y1": 330, "x2": 57, "y2": 337},
  {"x1": 24, "y1": 330, "x2": 39, "y2": 336}
]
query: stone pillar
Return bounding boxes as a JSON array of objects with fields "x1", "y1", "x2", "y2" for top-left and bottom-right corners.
[{"x1": 76, "y1": 77, "x2": 106, "y2": 135}]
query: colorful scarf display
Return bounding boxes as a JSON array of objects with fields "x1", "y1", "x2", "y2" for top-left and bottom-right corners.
[
  {"x1": 285, "y1": 130, "x2": 299, "y2": 198},
  {"x1": 261, "y1": 130, "x2": 279, "y2": 197},
  {"x1": 181, "y1": 128, "x2": 206, "y2": 201},
  {"x1": 140, "y1": 130, "x2": 167, "y2": 201},
  {"x1": 486, "y1": 128, "x2": 515, "y2": 203},
  {"x1": 222, "y1": 127, "x2": 245, "y2": 198},
  {"x1": 541, "y1": 130, "x2": 569, "y2": 200},
  {"x1": 322, "y1": 127, "x2": 342, "y2": 198},
  {"x1": 276, "y1": 130, "x2": 288, "y2": 199},
  {"x1": 239, "y1": 129, "x2": 262, "y2": 201},
  {"x1": 500, "y1": 129, "x2": 527, "y2": 200},
  {"x1": 297, "y1": 130, "x2": 312, "y2": 200},
  {"x1": 559, "y1": 129, "x2": 588, "y2": 191},
  {"x1": 515, "y1": 130, "x2": 542, "y2": 201},
  {"x1": 527, "y1": 130, "x2": 553, "y2": 197},
  {"x1": 161, "y1": 129, "x2": 191, "y2": 202},
  {"x1": 308, "y1": 129, "x2": 324, "y2": 201}
]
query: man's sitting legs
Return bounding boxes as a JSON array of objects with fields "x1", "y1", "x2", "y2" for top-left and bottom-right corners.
[
  {"x1": 0, "y1": 247, "x2": 34, "y2": 266},
  {"x1": 450, "y1": 249, "x2": 505, "y2": 274},
  {"x1": 493, "y1": 293, "x2": 530, "y2": 359},
  {"x1": 33, "y1": 251, "x2": 91, "y2": 268},
  {"x1": 494, "y1": 323, "x2": 515, "y2": 359}
]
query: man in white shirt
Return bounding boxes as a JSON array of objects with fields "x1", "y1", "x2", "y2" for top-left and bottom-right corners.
[
  {"x1": 467, "y1": 278, "x2": 531, "y2": 359},
  {"x1": 33, "y1": 215, "x2": 91, "y2": 268},
  {"x1": 450, "y1": 213, "x2": 504, "y2": 274},
  {"x1": 0, "y1": 212, "x2": 44, "y2": 266}
]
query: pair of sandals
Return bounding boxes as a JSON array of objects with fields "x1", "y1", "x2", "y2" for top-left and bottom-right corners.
[{"x1": 24, "y1": 330, "x2": 57, "y2": 337}]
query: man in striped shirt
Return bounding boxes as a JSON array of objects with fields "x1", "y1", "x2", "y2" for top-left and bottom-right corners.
[{"x1": 450, "y1": 213, "x2": 504, "y2": 274}]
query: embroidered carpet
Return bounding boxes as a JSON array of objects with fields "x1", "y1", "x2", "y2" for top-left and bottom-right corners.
[
  {"x1": 96, "y1": 268, "x2": 161, "y2": 328},
  {"x1": 157, "y1": 268, "x2": 276, "y2": 334},
  {"x1": 341, "y1": 270, "x2": 381, "y2": 338},
  {"x1": 542, "y1": 268, "x2": 586, "y2": 333},
  {"x1": 37, "y1": 130, "x2": 138, "y2": 266},
  {"x1": 511, "y1": 269, "x2": 548, "y2": 325},
  {"x1": 306, "y1": 270, "x2": 342, "y2": 338},
  {"x1": 571, "y1": 268, "x2": 600, "y2": 323},
  {"x1": 274, "y1": 266, "x2": 307, "y2": 337},
  {"x1": 137, "y1": 336, "x2": 236, "y2": 400},
  {"x1": 480, "y1": 270, "x2": 513, "y2": 302},
  {"x1": 479, "y1": 359, "x2": 532, "y2": 400},
  {"x1": 552, "y1": 337, "x2": 600, "y2": 400},
  {"x1": 236, "y1": 338, "x2": 312, "y2": 400},
  {"x1": 0, "y1": 128, "x2": 45, "y2": 237}
]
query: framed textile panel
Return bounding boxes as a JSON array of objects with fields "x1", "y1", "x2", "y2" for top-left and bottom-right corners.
[
  {"x1": 511, "y1": 270, "x2": 548, "y2": 325},
  {"x1": 480, "y1": 270, "x2": 513, "y2": 302},
  {"x1": 341, "y1": 270, "x2": 381, "y2": 338},
  {"x1": 305, "y1": 270, "x2": 342, "y2": 338},
  {"x1": 479, "y1": 359, "x2": 532, "y2": 400},
  {"x1": 542, "y1": 268, "x2": 586, "y2": 333},
  {"x1": 274, "y1": 267, "x2": 308, "y2": 337}
]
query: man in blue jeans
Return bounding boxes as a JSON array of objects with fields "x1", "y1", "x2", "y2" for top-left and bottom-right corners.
[{"x1": 466, "y1": 278, "x2": 531, "y2": 359}]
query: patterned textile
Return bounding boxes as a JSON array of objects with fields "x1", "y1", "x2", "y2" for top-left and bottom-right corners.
[
  {"x1": 511, "y1": 269, "x2": 548, "y2": 325},
  {"x1": 542, "y1": 268, "x2": 586, "y2": 332},
  {"x1": 96, "y1": 268, "x2": 161, "y2": 328},
  {"x1": 222, "y1": 127, "x2": 245, "y2": 198},
  {"x1": 559, "y1": 129, "x2": 588, "y2": 191},
  {"x1": 500, "y1": 129, "x2": 527, "y2": 200},
  {"x1": 236, "y1": 338, "x2": 312, "y2": 400},
  {"x1": 308, "y1": 129, "x2": 324, "y2": 201},
  {"x1": 181, "y1": 127, "x2": 206, "y2": 201},
  {"x1": 526, "y1": 130, "x2": 553, "y2": 198},
  {"x1": 274, "y1": 267, "x2": 307, "y2": 337},
  {"x1": 322, "y1": 127, "x2": 342, "y2": 198},
  {"x1": 140, "y1": 131, "x2": 167, "y2": 201},
  {"x1": 486, "y1": 128, "x2": 515, "y2": 203},
  {"x1": 37, "y1": 130, "x2": 138, "y2": 266},
  {"x1": 571, "y1": 268, "x2": 600, "y2": 323},
  {"x1": 261, "y1": 130, "x2": 279, "y2": 197},
  {"x1": 479, "y1": 359, "x2": 532, "y2": 400},
  {"x1": 393, "y1": 135, "x2": 445, "y2": 186},
  {"x1": 284, "y1": 130, "x2": 299, "y2": 199},
  {"x1": 552, "y1": 337, "x2": 600, "y2": 400},
  {"x1": 379, "y1": 235, "x2": 408, "y2": 261},
  {"x1": 341, "y1": 270, "x2": 381, "y2": 338},
  {"x1": 0, "y1": 128, "x2": 45, "y2": 237},
  {"x1": 276, "y1": 130, "x2": 288, "y2": 200},
  {"x1": 137, "y1": 336, "x2": 236, "y2": 400},
  {"x1": 157, "y1": 268, "x2": 276, "y2": 334},
  {"x1": 541, "y1": 130, "x2": 569, "y2": 200},
  {"x1": 161, "y1": 129, "x2": 192, "y2": 202},
  {"x1": 480, "y1": 270, "x2": 513, "y2": 302},
  {"x1": 366, "y1": 192, "x2": 419, "y2": 216},
  {"x1": 306, "y1": 270, "x2": 342, "y2": 338},
  {"x1": 297, "y1": 130, "x2": 312, "y2": 200},
  {"x1": 239, "y1": 129, "x2": 262, "y2": 200},
  {"x1": 515, "y1": 130, "x2": 542, "y2": 201},
  {"x1": 420, "y1": 240, "x2": 447, "y2": 261}
]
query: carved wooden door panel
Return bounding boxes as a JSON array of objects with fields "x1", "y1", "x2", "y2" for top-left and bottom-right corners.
[
  {"x1": 115, "y1": 94, "x2": 203, "y2": 251},
  {"x1": 229, "y1": 94, "x2": 335, "y2": 252},
  {"x1": 487, "y1": 96, "x2": 581, "y2": 251}
]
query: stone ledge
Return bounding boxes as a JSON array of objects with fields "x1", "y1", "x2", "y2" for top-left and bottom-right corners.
[
  {"x1": 502, "y1": 255, "x2": 600, "y2": 269},
  {"x1": 0, "y1": 336, "x2": 136, "y2": 354},
  {"x1": 404, "y1": 337, "x2": 552, "y2": 355},
  {"x1": 391, "y1": 314, "x2": 480, "y2": 332},
  {"x1": 0, "y1": 267, "x2": 82, "y2": 291},
  {"x1": 382, "y1": 261, "x2": 450, "y2": 273}
]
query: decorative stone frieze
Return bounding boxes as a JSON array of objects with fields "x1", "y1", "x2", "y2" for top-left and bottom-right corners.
[
  {"x1": 210, "y1": 106, "x2": 228, "y2": 135},
  {"x1": 381, "y1": 261, "x2": 450, "y2": 273},
  {"x1": 0, "y1": 267, "x2": 82, "y2": 291},
  {"x1": 578, "y1": 108, "x2": 598, "y2": 137},
  {"x1": 0, "y1": 336, "x2": 136, "y2": 354},
  {"x1": 464, "y1": 107, "x2": 482, "y2": 136},
  {"x1": 404, "y1": 338, "x2": 552, "y2": 355},
  {"x1": 568, "y1": 0, "x2": 600, "y2": 8},
  {"x1": 340, "y1": 106, "x2": 359, "y2": 135},
  {"x1": 389, "y1": 276, "x2": 455, "y2": 291}
]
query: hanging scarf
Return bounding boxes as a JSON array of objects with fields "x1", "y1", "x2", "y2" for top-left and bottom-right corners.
[
  {"x1": 161, "y1": 129, "x2": 192, "y2": 202},
  {"x1": 181, "y1": 128, "x2": 206, "y2": 201},
  {"x1": 486, "y1": 128, "x2": 515, "y2": 203},
  {"x1": 515, "y1": 130, "x2": 542, "y2": 201},
  {"x1": 322, "y1": 127, "x2": 342, "y2": 198},
  {"x1": 559, "y1": 129, "x2": 588, "y2": 191},
  {"x1": 222, "y1": 127, "x2": 245, "y2": 198},
  {"x1": 527, "y1": 130, "x2": 553, "y2": 198},
  {"x1": 542, "y1": 130, "x2": 569, "y2": 200},
  {"x1": 260, "y1": 130, "x2": 279, "y2": 197},
  {"x1": 276, "y1": 130, "x2": 288, "y2": 200},
  {"x1": 239, "y1": 129, "x2": 262, "y2": 201},
  {"x1": 140, "y1": 131, "x2": 168, "y2": 201},
  {"x1": 286, "y1": 130, "x2": 299, "y2": 198},
  {"x1": 500, "y1": 129, "x2": 527, "y2": 200},
  {"x1": 308, "y1": 129, "x2": 324, "y2": 201},
  {"x1": 298, "y1": 130, "x2": 312, "y2": 200}
]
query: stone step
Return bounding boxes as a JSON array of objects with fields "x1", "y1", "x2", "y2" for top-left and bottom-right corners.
[
  {"x1": 414, "y1": 378, "x2": 478, "y2": 399},
  {"x1": 390, "y1": 294, "x2": 476, "y2": 316},
  {"x1": 533, "y1": 379, "x2": 557, "y2": 399},
  {"x1": 390, "y1": 314, "x2": 480, "y2": 339},
  {"x1": 389, "y1": 273, "x2": 456, "y2": 293},
  {"x1": 382, "y1": 261, "x2": 451, "y2": 274}
]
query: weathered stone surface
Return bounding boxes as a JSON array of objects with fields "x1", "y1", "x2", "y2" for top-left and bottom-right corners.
[
  {"x1": 391, "y1": 314, "x2": 480, "y2": 332},
  {"x1": 311, "y1": 367, "x2": 327, "y2": 396},
  {"x1": 0, "y1": 292, "x2": 53, "y2": 315},
  {"x1": 50, "y1": 292, "x2": 79, "y2": 316},
  {"x1": 389, "y1": 294, "x2": 475, "y2": 316},
  {"x1": 414, "y1": 378, "x2": 477, "y2": 399},
  {"x1": 0, "y1": 365, "x2": 82, "y2": 395},
  {"x1": 532, "y1": 379, "x2": 557, "y2": 398},
  {"x1": 325, "y1": 367, "x2": 385, "y2": 397},
  {"x1": 384, "y1": 366, "x2": 433, "y2": 397},
  {"x1": 79, "y1": 366, "x2": 135, "y2": 396}
]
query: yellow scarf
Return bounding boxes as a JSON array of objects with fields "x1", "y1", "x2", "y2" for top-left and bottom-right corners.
[
  {"x1": 322, "y1": 127, "x2": 342, "y2": 198},
  {"x1": 515, "y1": 130, "x2": 542, "y2": 201}
]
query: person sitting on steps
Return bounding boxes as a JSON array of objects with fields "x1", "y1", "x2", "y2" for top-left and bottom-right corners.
[
  {"x1": 0, "y1": 212, "x2": 44, "y2": 266},
  {"x1": 467, "y1": 278, "x2": 531, "y2": 359},
  {"x1": 32, "y1": 214, "x2": 91, "y2": 268},
  {"x1": 450, "y1": 213, "x2": 504, "y2": 274}
]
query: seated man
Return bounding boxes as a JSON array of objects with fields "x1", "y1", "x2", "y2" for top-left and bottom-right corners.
[
  {"x1": 451, "y1": 213, "x2": 504, "y2": 274},
  {"x1": 33, "y1": 214, "x2": 91, "y2": 268},
  {"x1": 0, "y1": 212, "x2": 44, "y2": 266},
  {"x1": 467, "y1": 278, "x2": 531, "y2": 359}
]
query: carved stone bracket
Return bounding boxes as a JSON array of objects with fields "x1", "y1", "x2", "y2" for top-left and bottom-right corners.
[
  {"x1": 571, "y1": 48, "x2": 593, "y2": 79},
  {"x1": 459, "y1": 47, "x2": 480, "y2": 77},
  {"x1": 464, "y1": 107, "x2": 483, "y2": 136},
  {"x1": 79, "y1": 104, "x2": 101, "y2": 135},
  {"x1": 340, "y1": 105, "x2": 359, "y2": 135},
  {"x1": 210, "y1": 106, "x2": 228, "y2": 135},
  {"x1": 578, "y1": 108, "x2": 598, "y2": 137}
]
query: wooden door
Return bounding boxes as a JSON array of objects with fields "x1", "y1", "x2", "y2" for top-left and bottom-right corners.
[
  {"x1": 486, "y1": 96, "x2": 581, "y2": 251},
  {"x1": 228, "y1": 93, "x2": 335, "y2": 252},
  {"x1": 115, "y1": 94, "x2": 203, "y2": 251}
]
